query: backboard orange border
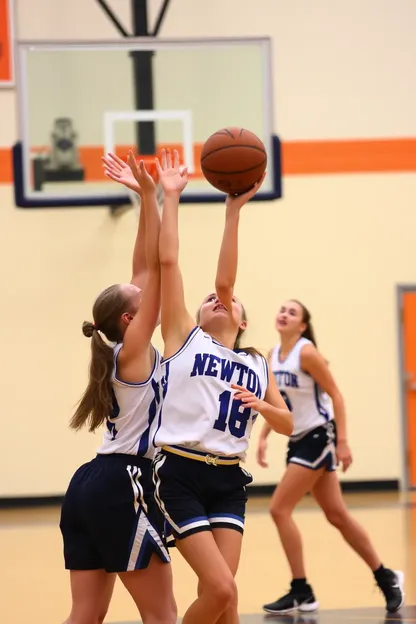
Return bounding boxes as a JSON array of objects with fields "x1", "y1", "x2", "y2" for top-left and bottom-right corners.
[{"x1": 0, "y1": 0, "x2": 14, "y2": 87}]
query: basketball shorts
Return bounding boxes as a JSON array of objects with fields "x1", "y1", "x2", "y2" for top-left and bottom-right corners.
[
  {"x1": 152, "y1": 446, "x2": 253, "y2": 543},
  {"x1": 60, "y1": 453, "x2": 170, "y2": 573},
  {"x1": 287, "y1": 421, "x2": 337, "y2": 472}
]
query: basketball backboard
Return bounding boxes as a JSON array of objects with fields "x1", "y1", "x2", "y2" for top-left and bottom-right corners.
[{"x1": 14, "y1": 38, "x2": 281, "y2": 208}]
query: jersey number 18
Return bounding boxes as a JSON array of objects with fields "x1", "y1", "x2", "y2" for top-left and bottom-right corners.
[{"x1": 213, "y1": 390, "x2": 251, "y2": 439}]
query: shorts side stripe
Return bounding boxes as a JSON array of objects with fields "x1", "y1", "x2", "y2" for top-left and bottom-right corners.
[
  {"x1": 289, "y1": 443, "x2": 336, "y2": 470},
  {"x1": 152, "y1": 454, "x2": 183, "y2": 535},
  {"x1": 208, "y1": 515, "x2": 245, "y2": 530},
  {"x1": 152, "y1": 455, "x2": 211, "y2": 537},
  {"x1": 127, "y1": 509, "x2": 170, "y2": 571},
  {"x1": 127, "y1": 465, "x2": 147, "y2": 514}
]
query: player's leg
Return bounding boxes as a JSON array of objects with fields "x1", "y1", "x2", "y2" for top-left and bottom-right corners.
[
  {"x1": 66, "y1": 570, "x2": 116, "y2": 624},
  {"x1": 93, "y1": 455, "x2": 176, "y2": 623},
  {"x1": 210, "y1": 529, "x2": 242, "y2": 624},
  {"x1": 176, "y1": 531, "x2": 238, "y2": 624},
  {"x1": 262, "y1": 462, "x2": 322, "y2": 614},
  {"x1": 60, "y1": 462, "x2": 114, "y2": 624},
  {"x1": 153, "y1": 451, "x2": 237, "y2": 623},
  {"x1": 118, "y1": 554, "x2": 176, "y2": 624},
  {"x1": 204, "y1": 464, "x2": 251, "y2": 624},
  {"x1": 311, "y1": 470, "x2": 405, "y2": 613},
  {"x1": 264, "y1": 423, "x2": 340, "y2": 614}
]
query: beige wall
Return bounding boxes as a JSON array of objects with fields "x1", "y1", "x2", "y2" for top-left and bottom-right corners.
[{"x1": 1, "y1": 0, "x2": 416, "y2": 496}]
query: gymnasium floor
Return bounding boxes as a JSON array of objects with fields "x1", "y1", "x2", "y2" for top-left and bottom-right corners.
[{"x1": 1, "y1": 491, "x2": 415, "y2": 624}]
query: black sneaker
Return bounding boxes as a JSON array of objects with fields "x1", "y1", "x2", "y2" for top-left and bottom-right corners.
[
  {"x1": 263, "y1": 584, "x2": 319, "y2": 614},
  {"x1": 377, "y1": 569, "x2": 405, "y2": 613}
]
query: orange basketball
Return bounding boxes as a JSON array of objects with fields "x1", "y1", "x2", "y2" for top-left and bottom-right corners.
[{"x1": 200, "y1": 127, "x2": 267, "y2": 195}]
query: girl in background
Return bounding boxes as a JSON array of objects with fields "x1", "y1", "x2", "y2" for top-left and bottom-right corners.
[{"x1": 258, "y1": 299, "x2": 405, "y2": 615}]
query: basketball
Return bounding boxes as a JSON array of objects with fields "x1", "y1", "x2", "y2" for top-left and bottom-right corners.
[{"x1": 200, "y1": 127, "x2": 267, "y2": 195}]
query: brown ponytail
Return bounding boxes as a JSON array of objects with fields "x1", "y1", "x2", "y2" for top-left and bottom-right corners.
[
  {"x1": 70, "y1": 284, "x2": 133, "y2": 432},
  {"x1": 291, "y1": 299, "x2": 318, "y2": 347}
]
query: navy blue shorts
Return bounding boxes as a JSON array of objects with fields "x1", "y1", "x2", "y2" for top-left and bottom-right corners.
[
  {"x1": 152, "y1": 446, "x2": 253, "y2": 543},
  {"x1": 60, "y1": 454, "x2": 170, "y2": 573},
  {"x1": 287, "y1": 421, "x2": 337, "y2": 471}
]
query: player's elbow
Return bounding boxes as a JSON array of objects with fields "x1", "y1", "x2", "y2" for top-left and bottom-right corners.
[
  {"x1": 215, "y1": 283, "x2": 233, "y2": 308},
  {"x1": 159, "y1": 251, "x2": 178, "y2": 267},
  {"x1": 272, "y1": 410, "x2": 293, "y2": 437},
  {"x1": 330, "y1": 388, "x2": 344, "y2": 410}
]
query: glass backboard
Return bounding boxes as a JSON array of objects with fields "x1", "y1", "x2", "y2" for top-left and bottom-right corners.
[{"x1": 14, "y1": 38, "x2": 280, "y2": 208}]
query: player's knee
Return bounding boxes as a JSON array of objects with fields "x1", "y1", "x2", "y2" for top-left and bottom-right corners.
[
  {"x1": 270, "y1": 502, "x2": 291, "y2": 524},
  {"x1": 324, "y1": 506, "x2": 348, "y2": 529},
  {"x1": 204, "y1": 573, "x2": 237, "y2": 611}
]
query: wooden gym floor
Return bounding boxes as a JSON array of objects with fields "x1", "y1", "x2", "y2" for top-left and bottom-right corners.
[{"x1": 1, "y1": 491, "x2": 415, "y2": 624}]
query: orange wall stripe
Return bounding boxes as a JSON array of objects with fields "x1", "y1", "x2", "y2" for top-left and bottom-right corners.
[
  {"x1": 282, "y1": 138, "x2": 416, "y2": 175},
  {"x1": 0, "y1": 147, "x2": 12, "y2": 183},
  {"x1": 1, "y1": 138, "x2": 416, "y2": 185}
]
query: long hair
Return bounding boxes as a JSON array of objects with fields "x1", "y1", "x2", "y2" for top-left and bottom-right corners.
[
  {"x1": 70, "y1": 284, "x2": 132, "y2": 432},
  {"x1": 291, "y1": 299, "x2": 318, "y2": 347},
  {"x1": 196, "y1": 301, "x2": 262, "y2": 357}
]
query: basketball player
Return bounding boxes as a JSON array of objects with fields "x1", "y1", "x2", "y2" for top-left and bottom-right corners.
[
  {"x1": 59, "y1": 155, "x2": 176, "y2": 624},
  {"x1": 151, "y1": 149, "x2": 293, "y2": 624},
  {"x1": 257, "y1": 300, "x2": 405, "y2": 615}
]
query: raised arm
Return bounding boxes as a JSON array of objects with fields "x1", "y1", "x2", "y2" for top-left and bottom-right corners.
[
  {"x1": 215, "y1": 173, "x2": 266, "y2": 311},
  {"x1": 300, "y1": 344, "x2": 352, "y2": 472},
  {"x1": 117, "y1": 160, "x2": 161, "y2": 383},
  {"x1": 102, "y1": 151, "x2": 148, "y2": 289},
  {"x1": 157, "y1": 149, "x2": 194, "y2": 358}
]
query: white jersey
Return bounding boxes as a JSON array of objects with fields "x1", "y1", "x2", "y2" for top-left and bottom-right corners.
[
  {"x1": 270, "y1": 338, "x2": 333, "y2": 438},
  {"x1": 97, "y1": 344, "x2": 162, "y2": 460},
  {"x1": 153, "y1": 326, "x2": 268, "y2": 460}
]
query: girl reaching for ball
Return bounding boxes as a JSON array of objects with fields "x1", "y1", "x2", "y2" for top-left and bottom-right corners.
[
  {"x1": 258, "y1": 300, "x2": 405, "y2": 615},
  {"x1": 60, "y1": 155, "x2": 177, "y2": 624},
  {"x1": 151, "y1": 149, "x2": 293, "y2": 624}
]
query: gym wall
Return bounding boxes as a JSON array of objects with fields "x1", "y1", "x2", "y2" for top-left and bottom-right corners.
[{"x1": 1, "y1": 0, "x2": 416, "y2": 497}]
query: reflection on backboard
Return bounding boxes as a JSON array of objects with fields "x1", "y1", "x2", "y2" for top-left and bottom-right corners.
[{"x1": 14, "y1": 38, "x2": 281, "y2": 208}]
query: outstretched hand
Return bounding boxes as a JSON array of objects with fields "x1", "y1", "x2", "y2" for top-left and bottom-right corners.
[
  {"x1": 102, "y1": 152, "x2": 142, "y2": 194},
  {"x1": 156, "y1": 149, "x2": 188, "y2": 195},
  {"x1": 127, "y1": 151, "x2": 157, "y2": 195},
  {"x1": 225, "y1": 171, "x2": 267, "y2": 211}
]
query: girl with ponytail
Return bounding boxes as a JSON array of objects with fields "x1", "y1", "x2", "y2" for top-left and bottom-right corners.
[
  {"x1": 60, "y1": 153, "x2": 177, "y2": 624},
  {"x1": 258, "y1": 300, "x2": 404, "y2": 616}
]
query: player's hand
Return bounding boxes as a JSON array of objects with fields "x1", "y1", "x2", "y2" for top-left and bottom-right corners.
[
  {"x1": 256, "y1": 437, "x2": 268, "y2": 468},
  {"x1": 336, "y1": 440, "x2": 353, "y2": 472},
  {"x1": 127, "y1": 151, "x2": 157, "y2": 195},
  {"x1": 231, "y1": 383, "x2": 265, "y2": 411},
  {"x1": 225, "y1": 171, "x2": 266, "y2": 211},
  {"x1": 102, "y1": 152, "x2": 142, "y2": 194},
  {"x1": 156, "y1": 148, "x2": 188, "y2": 196}
]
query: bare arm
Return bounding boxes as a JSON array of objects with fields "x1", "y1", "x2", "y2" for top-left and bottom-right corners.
[
  {"x1": 231, "y1": 364, "x2": 293, "y2": 437},
  {"x1": 157, "y1": 150, "x2": 194, "y2": 358},
  {"x1": 256, "y1": 349, "x2": 278, "y2": 468},
  {"x1": 215, "y1": 174, "x2": 266, "y2": 311},
  {"x1": 131, "y1": 196, "x2": 147, "y2": 289},
  {"x1": 300, "y1": 343, "x2": 352, "y2": 471},
  {"x1": 261, "y1": 366, "x2": 293, "y2": 435},
  {"x1": 102, "y1": 151, "x2": 148, "y2": 289},
  {"x1": 258, "y1": 349, "x2": 274, "y2": 441},
  {"x1": 117, "y1": 160, "x2": 161, "y2": 383}
]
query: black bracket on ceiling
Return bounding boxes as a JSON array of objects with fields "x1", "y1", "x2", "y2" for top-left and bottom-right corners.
[{"x1": 95, "y1": 0, "x2": 172, "y2": 37}]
